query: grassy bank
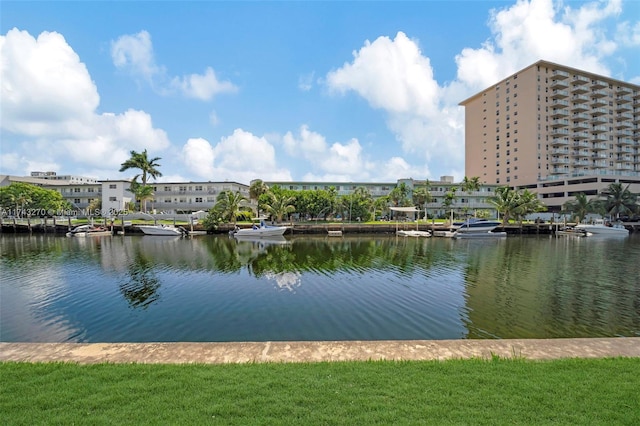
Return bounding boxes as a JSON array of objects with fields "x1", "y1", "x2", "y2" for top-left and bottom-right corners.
[{"x1": 1, "y1": 358, "x2": 639, "y2": 425}]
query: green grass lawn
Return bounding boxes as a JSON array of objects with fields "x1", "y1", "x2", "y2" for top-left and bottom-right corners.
[{"x1": 2, "y1": 358, "x2": 639, "y2": 425}]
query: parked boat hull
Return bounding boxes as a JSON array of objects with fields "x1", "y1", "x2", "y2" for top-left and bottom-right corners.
[{"x1": 137, "y1": 225, "x2": 185, "y2": 236}]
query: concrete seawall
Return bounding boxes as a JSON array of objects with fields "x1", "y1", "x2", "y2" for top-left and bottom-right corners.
[{"x1": 2, "y1": 338, "x2": 639, "y2": 364}]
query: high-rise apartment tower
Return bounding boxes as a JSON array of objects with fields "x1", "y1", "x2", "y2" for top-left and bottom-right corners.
[{"x1": 460, "y1": 60, "x2": 639, "y2": 211}]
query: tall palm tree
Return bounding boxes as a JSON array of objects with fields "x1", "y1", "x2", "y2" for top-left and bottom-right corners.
[
  {"x1": 389, "y1": 182, "x2": 410, "y2": 207},
  {"x1": 599, "y1": 183, "x2": 637, "y2": 220},
  {"x1": 263, "y1": 192, "x2": 296, "y2": 223},
  {"x1": 442, "y1": 186, "x2": 458, "y2": 221},
  {"x1": 461, "y1": 176, "x2": 481, "y2": 194},
  {"x1": 249, "y1": 179, "x2": 269, "y2": 215},
  {"x1": 412, "y1": 185, "x2": 432, "y2": 220},
  {"x1": 488, "y1": 186, "x2": 518, "y2": 224},
  {"x1": 562, "y1": 193, "x2": 596, "y2": 224},
  {"x1": 119, "y1": 149, "x2": 163, "y2": 186},
  {"x1": 215, "y1": 191, "x2": 249, "y2": 225}
]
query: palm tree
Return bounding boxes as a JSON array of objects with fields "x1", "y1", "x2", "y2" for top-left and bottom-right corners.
[
  {"x1": 263, "y1": 192, "x2": 296, "y2": 223},
  {"x1": 461, "y1": 176, "x2": 481, "y2": 194},
  {"x1": 119, "y1": 149, "x2": 163, "y2": 186},
  {"x1": 129, "y1": 177, "x2": 155, "y2": 213},
  {"x1": 249, "y1": 180, "x2": 269, "y2": 216},
  {"x1": 512, "y1": 189, "x2": 545, "y2": 224},
  {"x1": 562, "y1": 193, "x2": 596, "y2": 224},
  {"x1": 489, "y1": 186, "x2": 546, "y2": 224},
  {"x1": 599, "y1": 183, "x2": 637, "y2": 220},
  {"x1": 488, "y1": 186, "x2": 518, "y2": 224},
  {"x1": 412, "y1": 183, "x2": 433, "y2": 220},
  {"x1": 442, "y1": 186, "x2": 458, "y2": 222},
  {"x1": 388, "y1": 183, "x2": 410, "y2": 207},
  {"x1": 215, "y1": 191, "x2": 249, "y2": 225}
]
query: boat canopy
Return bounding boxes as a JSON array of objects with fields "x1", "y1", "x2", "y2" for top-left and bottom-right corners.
[{"x1": 389, "y1": 207, "x2": 420, "y2": 213}]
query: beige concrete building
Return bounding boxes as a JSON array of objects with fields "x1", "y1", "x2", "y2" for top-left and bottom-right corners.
[{"x1": 460, "y1": 60, "x2": 640, "y2": 211}]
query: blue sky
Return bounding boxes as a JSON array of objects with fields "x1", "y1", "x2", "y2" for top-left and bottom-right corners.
[{"x1": 1, "y1": 0, "x2": 638, "y2": 185}]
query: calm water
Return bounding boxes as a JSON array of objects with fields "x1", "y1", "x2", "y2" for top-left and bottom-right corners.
[{"x1": 1, "y1": 233, "x2": 639, "y2": 342}]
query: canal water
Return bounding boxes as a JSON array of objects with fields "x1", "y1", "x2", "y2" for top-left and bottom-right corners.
[{"x1": 1, "y1": 233, "x2": 638, "y2": 342}]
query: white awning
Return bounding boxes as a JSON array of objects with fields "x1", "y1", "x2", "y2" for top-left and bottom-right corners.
[{"x1": 389, "y1": 207, "x2": 420, "y2": 212}]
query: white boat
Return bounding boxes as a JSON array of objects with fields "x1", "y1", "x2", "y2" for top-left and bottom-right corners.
[
  {"x1": 66, "y1": 224, "x2": 112, "y2": 237},
  {"x1": 453, "y1": 218, "x2": 503, "y2": 233},
  {"x1": 452, "y1": 218, "x2": 506, "y2": 239},
  {"x1": 396, "y1": 230, "x2": 431, "y2": 237},
  {"x1": 555, "y1": 227, "x2": 592, "y2": 237},
  {"x1": 137, "y1": 224, "x2": 187, "y2": 236},
  {"x1": 574, "y1": 221, "x2": 629, "y2": 237},
  {"x1": 230, "y1": 220, "x2": 288, "y2": 238},
  {"x1": 390, "y1": 206, "x2": 430, "y2": 237}
]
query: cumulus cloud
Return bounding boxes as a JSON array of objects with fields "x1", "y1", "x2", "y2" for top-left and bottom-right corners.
[
  {"x1": 182, "y1": 138, "x2": 216, "y2": 178},
  {"x1": 324, "y1": 0, "x2": 629, "y2": 182},
  {"x1": 455, "y1": 0, "x2": 622, "y2": 90},
  {"x1": 170, "y1": 67, "x2": 238, "y2": 100},
  {"x1": 111, "y1": 30, "x2": 161, "y2": 81},
  {"x1": 181, "y1": 129, "x2": 292, "y2": 183},
  {"x1": 0, "y1": 28, "x2": 169, "y2": 176},
  {"x1": 327, "y1": 31, "x2": 439, "y2": 117},
  {"x1": 111, "y1": 31, "x2": 237, "y2": 101}
]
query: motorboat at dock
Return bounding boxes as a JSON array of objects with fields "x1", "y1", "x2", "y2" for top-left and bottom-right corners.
[
  {"x1": 452, "y1": 218, "x2": 506, "y2": 239},
  {"x1": 137, "y1": 224, "x2": 188, "y2": 236},
  {"x1": 66, "y1": 224, "x2": 112, "y2": 237},
  {"x1": 574, "y1": 220, "x2": 629, "y2": 237}
]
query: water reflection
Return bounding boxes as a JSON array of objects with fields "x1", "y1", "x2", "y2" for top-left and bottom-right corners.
[{"x1": 1, "y1": 233, "x2": 639, "y2": 342}]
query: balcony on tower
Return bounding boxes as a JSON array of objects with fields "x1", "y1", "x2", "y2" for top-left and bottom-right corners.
[
  {"x1": 592, "y1": 142, "x2": 608, "y2": 150},
  {"x1": 551, "y1": 79, "x2": 569, "y2": 90},
  {"x1": 551, "y1": 118, "x2": 570, "y2": 128},
  {"x1": 616, "y1": 86, "x2": 632, "y2": 96},
  {"x1": 591, "y1": 79, "x2": 608, "y2": 89},
  {"x1": 551, "y1": 136, "x2": 570, "y2": 147},
  {"x1": 615, "y1": 96, "x2": 632, "y2": 111},
  {"x1": 551, "y1": 129, "x2": 570, "y2": 138},
  {"x1": 551, "y1": 108, "x2": 569, "y2": 118},
  {"x1": 591, "y1": 97, "x2": 607, "y2": 107},
  {"x1": 591, "y1": 125, "x2": 608, "y2": 133},
  {"x1": 551, "y1": 89, "x2": 570, "y2": 99},
  {"x1": 552, "y1": 69, "x2": 570, "y2": 80},
  {"x1": 571, "y1": 112, "x2": 590, "y2": 121}
]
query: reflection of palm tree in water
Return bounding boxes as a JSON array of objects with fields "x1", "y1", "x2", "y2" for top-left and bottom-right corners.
[{"x1": 120, "y1": 251, "x2": 161, "y2": 309}]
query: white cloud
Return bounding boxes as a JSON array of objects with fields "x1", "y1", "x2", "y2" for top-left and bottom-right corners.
[
  {"x1": 170, "y1": 67, "x2": 237, "y2": 101},
  {"x1": 282, "y1": 125, "x2": 327, "y2": 159},
  {"x1": 0, "y1": 28, "x2": 169, "y2": 176},
  {"x1": 1, "y1": 28, "x2": 99, "y2": 134},
  {"x1": 180, "y1": 129, "x2": 292, "y2": 182},
  {"x1": 324, "y1": 0, "x2": 630, "y2": 182},
  {"x1": 456, "y1": 0, "x2": 623, "y2": 90},
  {"x1": 182, "y1": 138, "x2": 215, "y2": 178},
  {"x1": 298, "y1": 72, "x2": 315, "y2": 91},
  {"x1": 111, "y1": 30, "x2": 161, "y2": 81},
  {"x1": 327, "y1": 31, "x2": 439, "y2": 117},
  {"x1": 111, "y1": 31, "x2": 237, "y2": 101},
  {"x1": 209, "y1": 110, "x2": 220, "y2": 126}
]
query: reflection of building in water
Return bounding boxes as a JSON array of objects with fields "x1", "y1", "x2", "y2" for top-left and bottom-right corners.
[
  {"x1": 461, "y1": 238, "x2": 640, "y2": 339},
  {"x1": 264, "y1": 271, "x2": 302, "y2": 292}
]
